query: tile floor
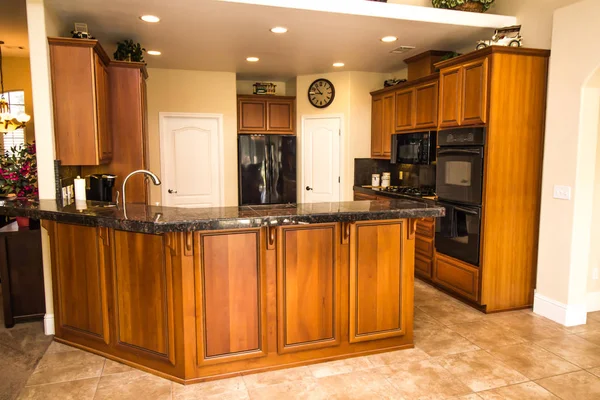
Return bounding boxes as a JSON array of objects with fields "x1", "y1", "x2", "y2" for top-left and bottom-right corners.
[{"x1": 13, "y1": 280, "x2": 600, "y2": 399}]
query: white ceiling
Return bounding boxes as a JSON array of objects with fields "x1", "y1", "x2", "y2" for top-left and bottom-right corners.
[
  {"x1": 0, "y1": 0, "x2": 29, "y2": 57},
  {"x1": 43, "y1": 0, "x2": 515, "y2": 80}
]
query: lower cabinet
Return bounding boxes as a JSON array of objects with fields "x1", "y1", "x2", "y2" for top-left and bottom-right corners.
[{"x1": 433, "y1": 253, "x2": 480, "y2": 302}]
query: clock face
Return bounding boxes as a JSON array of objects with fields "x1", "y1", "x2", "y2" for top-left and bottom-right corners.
[{"x1": 308, "y1": 79, "x2": 335, "y2": 108}]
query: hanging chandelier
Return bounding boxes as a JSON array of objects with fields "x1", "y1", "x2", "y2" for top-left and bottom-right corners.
[{"x1": 0, "y1": 41, "x2": 30, "y2": 133}]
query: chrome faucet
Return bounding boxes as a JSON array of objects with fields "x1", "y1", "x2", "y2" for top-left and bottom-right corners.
[{"x1": 121, "y1": 170, "x2": 161, "y2": 207}]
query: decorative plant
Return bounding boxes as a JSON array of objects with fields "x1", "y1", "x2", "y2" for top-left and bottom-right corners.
[
  {"x1": 432, "y1": 0, "x2": 495, "y2": 12},
  {"x1": 114, "y1": 39, "x2": 145, "y2": 62},
  {"x1": 0, "y1": 142, "x2": 38, "y2": 198}
]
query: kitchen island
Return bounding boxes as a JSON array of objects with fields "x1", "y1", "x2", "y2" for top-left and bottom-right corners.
[{"x1": 0, "y1": 199, "x2": 443, "y2": 384}]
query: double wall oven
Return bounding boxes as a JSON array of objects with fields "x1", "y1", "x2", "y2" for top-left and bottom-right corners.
[{"x1": 435, "y1": 127, "x2": 485, "y2": 266}]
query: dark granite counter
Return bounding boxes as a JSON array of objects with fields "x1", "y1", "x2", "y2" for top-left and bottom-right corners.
[{"x1": 0, "y1": 198, "x2": 444, "y2": 234}]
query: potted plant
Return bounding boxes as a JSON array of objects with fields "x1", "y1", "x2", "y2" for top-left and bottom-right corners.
[
  {"x1": 113, "y1": 39, "x2": 145, "y2": 62},
  {"x1": 0, "y1": 142, "x2": 38, "y2": 227},
  {"x1": 432, "y1": 0, "x2": 495, "y2": 12}
]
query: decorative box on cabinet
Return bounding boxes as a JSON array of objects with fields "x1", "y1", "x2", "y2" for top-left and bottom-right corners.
[
  {"x1": 49, "y1": 37, "x2": 112, "y2": 165},
  {"x1": 238, "y1": 95, "x2": 295, "y2": 134}
]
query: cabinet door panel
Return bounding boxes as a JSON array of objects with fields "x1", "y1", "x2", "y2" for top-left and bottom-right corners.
[
  {"x1": 382, "y1": 93, "x2": 395, "y2": 157},
  {"x1": 461, "y1": 58, "x2": 489, "y2": 126},
  {"x1": 434, "y1": 253, "x2": 480, "y2": 301},
  {"x1": 415, "y1": 254, "x2": 433, "y2": 279},
  {"x1": 439, "y1": 67, "x2": 462, "y2": 128},
  {"x1": 350, "y1": 221, "x2": 404, "y2": 342},
  {"x1": 414, "y1": 81, "x2": 438, "y2": 129},
  {"x1": 267, "y1": 100, "x2": 294, "y2": 133},
  {"x1": 277, "y1": 224, "x2": 340, "y2": 353},
  {"x1": 371, "y1": 96, "x2": 383, "y2": 157},
  {"x1": 94, "y1": 55, "x2": 111, "y2": 163},
  {"x1": 395, "y1": 88, "x2": 415, "y2": 131},
  {"x1": 196, "y1": 229, "x2": 267, "y2": 365},
  {"x1": 113, "y1": 231, "x2": 174, "y2": 362},
  {"x1": 54, "y1": 224, "x2": 109, "y2": 342},
  {"x1": 239, "y1": 100, "x2": 267, "y2": 131}
]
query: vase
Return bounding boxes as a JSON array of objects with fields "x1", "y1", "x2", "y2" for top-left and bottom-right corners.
[
  {"x1": 455, "y1": 2, "x2": 485, "y2": 12},
  {"x1": 16, "y1": 216, "x2": 30, "y2": 228}
]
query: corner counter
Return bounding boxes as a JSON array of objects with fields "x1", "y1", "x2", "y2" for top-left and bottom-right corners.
[{"x1": 0, "y1": 199, "x2": 443, "y2": 383}]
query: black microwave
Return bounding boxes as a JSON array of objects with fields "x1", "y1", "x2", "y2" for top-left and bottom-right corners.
[{"x1": 391, "y1": 131, "x2": 436, "y2": 165}]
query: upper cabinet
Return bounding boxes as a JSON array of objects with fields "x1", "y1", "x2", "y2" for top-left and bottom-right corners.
[
  {"x1": 371, "y1": 92, "x2": 394, "y2": 159},
  {"x1": 238, "y1": 95, "x2": 295, "y2": 134},
  {"x1": 394, "y1": 88, "x2": 414, "y2": 131},
  {"x1": 438, "y1": 56, "x2": 489, "y2": 128},
  {"x1": 49, "y1": 38, "x2": 112, "y2": 166}
]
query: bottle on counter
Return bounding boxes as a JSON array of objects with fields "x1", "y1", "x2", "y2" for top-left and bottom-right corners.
[
  {"x1": 371, "y1": 174, "x2": 380, "y2": 187},
  {"x1": 381, "y1": 172, "x2": 391, "y2": 188}
]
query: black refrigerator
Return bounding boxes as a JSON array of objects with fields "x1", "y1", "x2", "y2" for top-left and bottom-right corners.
[{"x1": 238, "y1": 135, "x2": 297, "y2": 206}]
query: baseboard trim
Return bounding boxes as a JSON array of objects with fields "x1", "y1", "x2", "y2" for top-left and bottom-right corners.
[
  {"x1": 587, "y1": 291, "x2": 600, "y2": 313},
  {"x1": 44, "y1": 313, "x2": 55, "y2": 335},
  {"x1": 533, "y1": 292, "x2": 587, "y2": 326}
]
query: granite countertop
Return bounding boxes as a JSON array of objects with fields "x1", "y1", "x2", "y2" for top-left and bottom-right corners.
[
  {"x1": 0, "y1": 198, "x2": 444, "y2": 234},
  {"x1": 353, "y1": 185, "x2": 439, "y2": 205}
]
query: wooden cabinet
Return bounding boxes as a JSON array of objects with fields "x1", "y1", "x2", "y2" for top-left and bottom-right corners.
[
  {"x1": 371, "y1": 92, "x2": 395, "y2": 158},
  {"x1": 415, "y1": 218, "x2": 435, "y2": 280},
  {"x1": 195, "y1": 229, "x2": 267, "y2": 364},
  {"x1": 349, "y1": 220, "x2": 407, "y2": 343},
  {"x1": 438, "y1": 57, "x2": 488, "y2": 128},
  {"x1": 277, "y1": 224, "x2": 341, "y2": 353},
  {"x1": 49, "y1": 37, "x2": 112, "y2": 165},
  {"x1": 394, "y1": 88, "x2": 414, "y2": 131},
  {"x1": 414, "y1": 80, "x2": 439, "y2": 129},
  {"x1": 238, "y1": 95, "x2": 295, "y2": 134},
  {"x1": 434, "y1": 253, "x2": 480, "y2": 302}
]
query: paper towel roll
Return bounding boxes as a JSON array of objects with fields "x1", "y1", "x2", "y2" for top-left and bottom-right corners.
[{"x1": 74, "y1": 176, "x2": 86, "y2": 201}]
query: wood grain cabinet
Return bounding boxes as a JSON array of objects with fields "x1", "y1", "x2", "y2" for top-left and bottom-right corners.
[
  {"x1": 433, "y1": 253, "x2": 480, "y2": 302},
  {"x1": 414, "y1": 80, "x2": 439, "y2": 129},
  {"x1": 49, "y1": 37, "x2": 112, "y2": 165},
  {"x1": 371, "y1": 92, "x2": 395, "y2": 159},
  {"x1": 415, "y1": 218, "x2": 435, "y2": 280},
  {"x1": 238, "y1": 95, "x2": 295, "y2": 134},
  {"x1": 394, "y1": 88, "x2": 415, "y2": 132}
]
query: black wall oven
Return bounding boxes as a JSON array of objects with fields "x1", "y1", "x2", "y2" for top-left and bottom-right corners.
[
  {"x1": 435, "y1": 201, "x2": 481, "y2": 266},
  {"x1": 391, "y1": 131, "x2": 436, "y2": 165}
]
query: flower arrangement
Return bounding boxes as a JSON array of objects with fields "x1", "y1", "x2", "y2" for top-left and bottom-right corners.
[
  {"x1": 432, "y1": 0, "x2": 495, "y2": 12},
  {"x1": 0, "y1": 142, "x2": 38, "y2": 198}
]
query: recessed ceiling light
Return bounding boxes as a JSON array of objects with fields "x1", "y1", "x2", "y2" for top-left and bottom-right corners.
[
  {"x1": 381, "y1": 36, "x2": 398, "y2": 43},
  {"x1": 246, "y1": 57, "x2": 259, "y2": 62},
  {"x1": 140, "y1": 15, "x2": 160, "y2": 23},
  {"x1": 270, "y1": 27, "x2": 288, "y2": 34},
  {"x1": 333, "y1": 62, "x2": 345, "y2": 67},
  {"x1": 147, "y1": 50, "x2": 161, "y2": 55}
]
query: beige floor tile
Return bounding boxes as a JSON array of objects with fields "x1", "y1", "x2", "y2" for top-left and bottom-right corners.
[
  {"x1": 17, "y1": 377, "x2": 99, "y2": 400},
  {"x1": 173, "y1": 376, "x2": 248, "y2": 400},
  {"x1": 452, "y1": 395, "x2": 482, "y2": 399},
  {"x1": 485, "y1": 313, "x2": 572, "y2": 341},
  {"x1": 376, "y1": 358, "x2": 472, "y2": 399},
  {"x1": 537, "y1": 370, "x2": 600, "y2": 400},
  {"x1": 366, "y1": 348, "x2": 430, "y2": 367},
  {"x1": 307, "y1": 356, "x2": 373, "y2": 378},
  {"x1": 94, "y1": 369, "x2": 172, "y2": 400},
  {"x1": 415, "y1": 327, "x2": 480, "y2": 357},
  {"x1": 414, "y1": 308, "x2": 444, "y2": 331},
  {"x1": 447, "y1": 321, "x2": 527, "y2": 351},
  {"x1": 477, "y1": 382, "x2": 558, "y2": 399},
  {"x1": 437, "y1": 350, "x2": 528, "y2": 392},
  {"x1": 102, "y1": 359, "x2": 134, "y2": 375},
  {"x1": 576, "y1": 330, "x2": 600, "y2": 346},
  {"x1": 25, "y1": 350, "x2": 105, "y2": 386},
  {"x1": 316, "y1": 369, "x2": 403, "y2": 399},
  {"x1": 487, "y1": 342, "x2": 580, "y2": 379},
  {"x1": 588, "y1": 312, "x2": 600, "y2": 322},
  {"x1": 242, "y1": 366, "x2": 312, "y2": 389},
  {"x1": 588, "y1": 366, "x2": 600, "y2": 378},
  {"x1": 536, "y1": 335, "x2": 600, "y2": 368},
  {"x1": 417, "y1": 302, "x2": 485, "y2": 326},
  {"x1": 247, "y1": 378, "x2": 327, "y2": 400},
  {"x1": 44, "y1": 341, "x2": 81, "y2": 355},
  {"x1": 563, "y1": 318, "x2": 600, "y2": 334}
]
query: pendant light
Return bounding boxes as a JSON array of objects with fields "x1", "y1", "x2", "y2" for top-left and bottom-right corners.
[{"x1": 0, "y1": 41, "x2": 30, "y2": 133}]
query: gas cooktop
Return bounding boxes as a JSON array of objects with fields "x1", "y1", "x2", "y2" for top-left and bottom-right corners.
[{"x1": 377, "y1": 186, "x2": 437, "y2": 198}]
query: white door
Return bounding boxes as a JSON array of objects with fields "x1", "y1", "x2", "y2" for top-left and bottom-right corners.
[
  {"x1": 302, "y1": 117, "x2": 341, "y2": 203},
  {"x1": 160, "y1": 113, "x2": 223, "y2": 207}
]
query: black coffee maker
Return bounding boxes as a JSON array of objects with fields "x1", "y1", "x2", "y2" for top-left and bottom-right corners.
[{"x1": 87, "y1": 174, "x2": 116, "y2": 202}]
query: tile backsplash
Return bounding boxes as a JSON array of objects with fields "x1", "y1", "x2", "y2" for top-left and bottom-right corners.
[
  {"x1": 354, "y1": 158, "x2": 436, "y2": 189},
  {"x1": 54, "y1": 160, "x2": 82, "y2": 203}
]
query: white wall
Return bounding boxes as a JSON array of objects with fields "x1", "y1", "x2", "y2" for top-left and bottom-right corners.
[{"x1": 146, "y1": 69, "x2": 238, "y2": 206}]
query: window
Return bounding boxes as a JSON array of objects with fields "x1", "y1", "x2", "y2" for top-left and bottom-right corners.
[{"x1": 1, "y1": 90, "x2": 26, "y2": 156}]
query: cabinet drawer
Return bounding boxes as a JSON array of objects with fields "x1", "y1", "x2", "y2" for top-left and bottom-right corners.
[
  {"x1": 434, "y1": 254, "x2": 479, "y2": 301},
  {"x1": 415, "y1": 236, "x2": 434, "y2": 258},
  {"x1": 416, "y1": 219, "x2": 435, "y2": 238},
  {"x1": 415, "y1": 254, "x2": 433, "y2": 279}
]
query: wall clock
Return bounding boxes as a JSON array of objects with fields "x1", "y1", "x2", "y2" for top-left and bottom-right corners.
[{"x1": 308, "y1": 78, "x2": 335, "y2": 108}]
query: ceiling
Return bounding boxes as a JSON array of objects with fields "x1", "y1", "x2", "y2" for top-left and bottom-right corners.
[
  {"x1": 43, "y1": 0, "x2": 513, "y2": 80},
  {"x1": 0, "y1": 0, "x2": 29, "y2": 57}
]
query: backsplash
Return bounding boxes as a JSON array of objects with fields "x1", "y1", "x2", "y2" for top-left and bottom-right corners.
[
  {"x1": 354, "y1": 158, "x2": 436, "y2": 189},
  {"x1": 54, "y1": 160, "x2": 82, "y2": 203}
]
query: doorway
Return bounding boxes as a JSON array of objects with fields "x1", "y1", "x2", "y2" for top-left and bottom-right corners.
[
  {"x1": 159, "y1": 113, "x2": 224, "y2": 207},
  {"x1": 301, "y1": 116, "x2": 342, "y2": 203}
]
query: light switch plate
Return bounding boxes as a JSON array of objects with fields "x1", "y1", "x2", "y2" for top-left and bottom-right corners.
[{"x1": 553, "y1": 185, "x2": 572, "y2": 200}]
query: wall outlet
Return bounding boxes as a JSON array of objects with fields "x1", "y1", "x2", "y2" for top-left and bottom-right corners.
[
  {"x1": 594, "y1": 268, "x2": 599, "y2": 280},
  {"x1": 553, "y1": 185, "x2": 572, "y2": 200}
]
